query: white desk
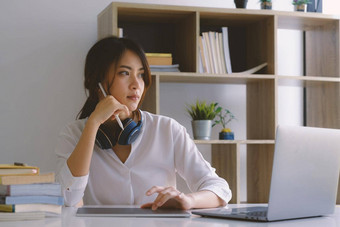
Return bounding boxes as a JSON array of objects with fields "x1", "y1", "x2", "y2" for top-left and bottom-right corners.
[{"x1": 2, "y1": 204, "x2": 340, "y2": 227}]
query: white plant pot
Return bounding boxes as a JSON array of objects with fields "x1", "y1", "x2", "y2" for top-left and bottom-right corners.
[
  {"x1": 191, "y1": 120, "x2": 212, "y2": 140},
  {"x1": 294, "y1": 4, "x2": 306, "y2": 12}
]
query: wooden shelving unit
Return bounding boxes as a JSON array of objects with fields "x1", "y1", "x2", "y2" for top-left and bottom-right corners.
[{"x1": 98, "y1": 3, "x2": 340, "y2": 204}]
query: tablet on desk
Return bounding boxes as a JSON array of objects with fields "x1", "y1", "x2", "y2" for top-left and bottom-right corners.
[{"x1": 76, "y1": 207, "x2": 191, "y2": 218}]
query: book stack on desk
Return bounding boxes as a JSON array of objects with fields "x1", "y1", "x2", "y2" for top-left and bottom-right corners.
[{"x1": 0, "y1": 164, "x2": 64, "y2": 221}]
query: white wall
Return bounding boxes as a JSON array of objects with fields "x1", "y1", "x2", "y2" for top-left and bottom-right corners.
[
  {"x1": 1, "y1": 0, "x2": 320, "y2": 202},
  {"x1": 324, "y1": 0, "x2": 340, "y2": 14}
]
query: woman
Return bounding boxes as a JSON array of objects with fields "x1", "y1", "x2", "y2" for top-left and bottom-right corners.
[{"x1": 55, "y1": 36, "x2": 231, "y2": 210}]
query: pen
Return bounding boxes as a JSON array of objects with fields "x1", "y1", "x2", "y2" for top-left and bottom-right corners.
[{"x1": 98, "y1": 82, "x2": 124, "y2": 130}]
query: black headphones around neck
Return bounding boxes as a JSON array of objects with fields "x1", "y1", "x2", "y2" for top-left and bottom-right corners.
[{"x1": 95, "y1": 109, "x2": 143, "y2": 149}]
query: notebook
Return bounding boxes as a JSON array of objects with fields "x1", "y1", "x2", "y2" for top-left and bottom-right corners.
[
  {"x1": 192, "y1": 125, "x2": 340, "y2": 222},
  {"x1": 76, "y1": 207, "x2": 190, "y2": 218}
]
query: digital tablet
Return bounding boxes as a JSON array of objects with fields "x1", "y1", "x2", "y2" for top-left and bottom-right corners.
[{"x1": 76, "y1": 207, "x2": 191, "y2": 218}]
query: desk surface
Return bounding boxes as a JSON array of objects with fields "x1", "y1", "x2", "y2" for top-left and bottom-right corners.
[{"x1": 2, "y1": 204, "x2": 340, "y2": 227}]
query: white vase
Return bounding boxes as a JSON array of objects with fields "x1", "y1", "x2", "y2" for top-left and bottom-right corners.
[
  {"x1": 294, "y1": 4, "x2": 306, "y2": 12},
  {"x1": 191, "y1": 120, "x2": 212, "y2": 140}
]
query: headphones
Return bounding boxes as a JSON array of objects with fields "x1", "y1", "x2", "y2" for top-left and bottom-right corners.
[{"x1": 95, "y1": 109, "x2": 143, "y2": 149}]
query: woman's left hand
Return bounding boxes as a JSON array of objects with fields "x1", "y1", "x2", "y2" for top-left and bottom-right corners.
[{"x1": 141, "y1": 186, "x2": 193, "y2": 210}]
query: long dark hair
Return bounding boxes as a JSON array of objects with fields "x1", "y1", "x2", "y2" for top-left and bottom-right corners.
[{"x1": 77, "y1": 36, "x2": 151, "y2": 119}]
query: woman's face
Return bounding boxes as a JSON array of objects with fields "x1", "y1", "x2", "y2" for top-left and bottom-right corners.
[{"x1": 107, "y1": 50, "x2": 145, "y2": 112}]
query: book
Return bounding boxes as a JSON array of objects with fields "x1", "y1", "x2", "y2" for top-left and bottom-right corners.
[
  {"x1": 218, "y1": 33, "x2": 227, "y2": 74},
  {"x1": 215, "y1": 32, "x2": 224, "y2": 74},
  {"x1": 145, "y1": 53, "x2": 172, "y2": 57},
  {"x1": 149, "y1": 64, "x2": 180, "y2": 72},
  {"x1": 222, "y1": 27, "x2": 232, "y2": 74},
  {"x1": 0, "y1": 211, "x2": 45, "y2": 221},
  {"x1": 0, "y1": 183, "x2": 61, "y2": 196},
  {"x1": 202, "y1": 32, "x2": 214, "y2": 74},
  {"x1": 146, "y1": 53, "x2": 172, "y2": 65},
  {"x1": 0, "y1": 203, "x2": 61, "y2": 214},
  {"x1": 208, "y1": 31, "x2": 219, "y2": 74},
  {"x1": 0, "y1": 172, "x2": 55, "y2": 185},
  {"x1": 198, "y1": 36, "x2": 207, "y2": 73},
  {"x1": 198, "y1": 49, "x2": 204, "y2": 73},
  {"x1": 0, "y1": 195, "x2": 64, "y2": 205},
  {"x1": 0, "y1": 164, "x2": 39, "y2": 176}
]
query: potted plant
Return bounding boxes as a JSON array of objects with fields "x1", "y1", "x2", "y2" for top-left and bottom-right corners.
[
  {"x1": 186, "y1": 100, "x2": 221, "y2": 140},
  {"x1": 292, "y1": 0, "x2": 310, "y2": 12},
  {"x1": 260, "y1": 0, "x2": 272, "y2": 10},
  {"x1": 234, "y1": 0, "x2": 248, "y2": 8},
  {"x1": 213, "y1": 107, "x2": 236, "y2": 140}
]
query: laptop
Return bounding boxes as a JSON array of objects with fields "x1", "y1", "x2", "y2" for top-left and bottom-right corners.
[
  {"x1": 192, "y1": 125, "x2": 340, "y2": 222},
  {"x1": 76, "y1": 206, "x2": 190, "y2": 218}
]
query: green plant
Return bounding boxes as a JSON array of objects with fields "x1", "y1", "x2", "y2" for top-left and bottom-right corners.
[
  {"x1": 186, "y1": 100, "x2": 221, "y2": 120},
  {"x1": 212, "y1": 107, "x2": 236, "y2": 132},
  {"x1": 292, "y1": 0, "x2": 310, "y2": 5},
  {"x1": 260, "y1": 0, "x2": 271, "y2": 2}
]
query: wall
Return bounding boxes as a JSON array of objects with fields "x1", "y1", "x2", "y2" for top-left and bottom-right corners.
[{"x1": 1, "y1": 0, "x2": 320, "y2": 202}]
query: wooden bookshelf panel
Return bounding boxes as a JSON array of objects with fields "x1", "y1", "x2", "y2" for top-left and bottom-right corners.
[
  {"x1": 246, "y1": 79, "x2": 275, "y2": 203},
  {"x1": 117, "y1": 8, "x2": 197, "y2": 73},
  {"x1": 306, "y1": 20, "x2": 339, "y2": 78},
  {"x1": 200, "y1": 13, "x2": 274, "y2": 74},
  {"x1": 247, "y1": 80, "x2": 276, "y2": 140},
  {"x1": 212, "y1": 144, "x2": 240, "y2": 204},
  {"x1": 306, "y1": 82, "x2": 340, "y2": 129},
  {"x1": 247, "y1": 144, "x2": 275, "y2": 203}
]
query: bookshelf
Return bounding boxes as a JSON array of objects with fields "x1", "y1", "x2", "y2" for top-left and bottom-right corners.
[{"x1": 98, "y1": 3, "x2": 340, "y2": 204}]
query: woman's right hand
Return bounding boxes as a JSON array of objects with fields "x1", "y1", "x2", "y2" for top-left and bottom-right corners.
[
  {"x1": 88, "y1": 96, "x2": 130, "y2": 126},
  {"x1": 67, "y1": 95, "x2": 129, "y2": 177}
]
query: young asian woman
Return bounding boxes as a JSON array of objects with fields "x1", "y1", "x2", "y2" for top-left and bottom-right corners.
[{"x1": 55, "y1": 36, "x2": 232, "y2": 210}]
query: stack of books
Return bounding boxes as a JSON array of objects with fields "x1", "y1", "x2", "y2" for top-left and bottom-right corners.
[
  {"x1": 199, "y1": 27, "x2": 232, "y2": 74},
  {"x1": 146, "y1": 53, "x2": 180, "y2": 72},
  {"x1": 199, "y1": 28, "x2": 268, "y2": 75},
  {"x1": 0, "y1": 164, "x2": 64, "y2": 221}
]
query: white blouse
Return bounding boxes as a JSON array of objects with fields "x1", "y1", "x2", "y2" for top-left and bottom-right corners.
[{"x1": 55, "y1": 111, "x2": 232, "y2": 207}]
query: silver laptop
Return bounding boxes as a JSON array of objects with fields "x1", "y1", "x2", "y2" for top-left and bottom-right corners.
[
  {"x1": 76, "y1": 207, "x2": 190, "y2": 218},
  {"x1": 192, "y1": 125, "x2": 340, "y2": 222}
]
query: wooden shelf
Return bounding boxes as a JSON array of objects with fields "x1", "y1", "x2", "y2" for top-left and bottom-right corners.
[
  {"x1": 278, "y1": 75, "x2": 340, "y2": 86},
  {"x1": 154, "y1": 73, "x2": 275, "y2": 84},
  {"x1": 98, "y1": 2, "x2": 340, "y2": 204},
  {"x1": 152, "y1": 73, "x2": 340, "y2": 85}
]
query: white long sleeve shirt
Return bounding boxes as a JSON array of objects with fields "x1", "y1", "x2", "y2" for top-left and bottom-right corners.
[{"x1": 55, "y1": 111, "x2": 232, "y2": 207}]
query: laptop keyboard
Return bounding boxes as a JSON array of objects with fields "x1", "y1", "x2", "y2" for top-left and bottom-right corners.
[{"x1": 231, "y1": 207, "x2": 268, "y2": 217}]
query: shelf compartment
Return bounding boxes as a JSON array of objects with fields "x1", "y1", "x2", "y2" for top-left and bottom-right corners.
[
  {"x1": 277, "y1": 76, "x2": 340, "y2": 131},
  {"x1": 211, "y1": 141, "x2": 275, "y2": 204},
  {"x1": 278, "y1": 15, "x2": 339, "y2": 79},
  {"x1": 200, "y1": 12, "x2": 275, "y2": 75},
  {"x1": 117, "y1": 8, "x2": 197, "y2": 73},
  {"x1": 305, "y1": 20, "x2": 339, "y2": 78}
]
